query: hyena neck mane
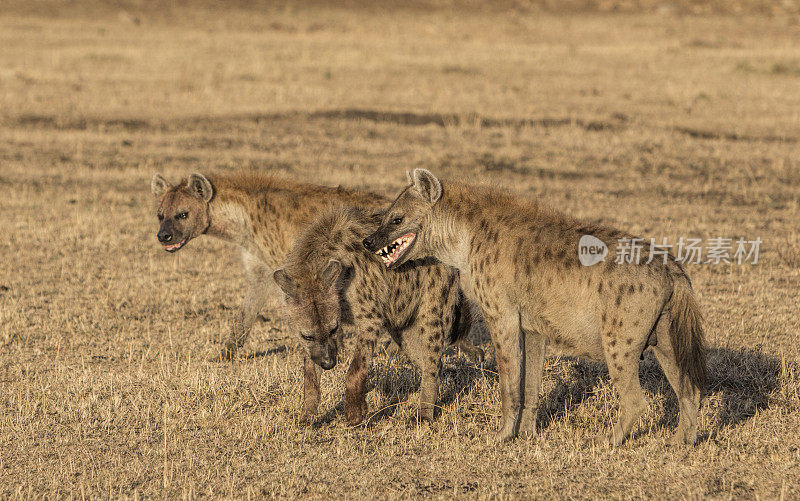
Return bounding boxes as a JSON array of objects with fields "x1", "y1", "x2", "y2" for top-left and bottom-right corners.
[
  {"x1": 427, "y1": 180, "x2": 571, "y2": 268},
  {"x1": 202, "y1": 173, "x2": 384, "y2": 259},
  {"x1": 287, "y1": 205, "x2": 385, "y2": 282}
]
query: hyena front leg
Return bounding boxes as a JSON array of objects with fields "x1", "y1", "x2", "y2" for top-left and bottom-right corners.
[
  {"x1": 344, "y1": 313, "x2": 382, "y2": 425},
  {"x1": 485, "y1": 312, "x2": 524, "y2": 442},
  {"x1": 519, "y1": 330, "x2": 546, "y2": 438},
  {"x1": 300, "y1": 354, "x2": 322, "y2": 425},
  {"x1": 221, "y1": 283, "x2": 270, "y2": 360},
  {"x1": 344, "y1": 337, "x2": 376, "y2": 425},
  {"x1": 221, "y1": 261, "x2": 274, "y2": 360},
  {"x1": 401, "y1": 315, "x2": 446, "y2": 422}
]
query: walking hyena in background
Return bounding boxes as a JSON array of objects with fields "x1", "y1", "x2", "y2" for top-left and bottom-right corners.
[
  {"x1": 150, "y1": 172, "x2": 386, "y2": 359},
  {"x1": 364, "y1": 169, "x2": 706, "y2": 445},
  {"x1": 273, "y1": 205, "x2": 482, "y2": 425}
]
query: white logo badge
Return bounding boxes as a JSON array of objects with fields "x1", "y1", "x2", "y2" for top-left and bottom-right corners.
[{"x1": 578, "y1": 235, "x2": 608, "y2": 266}]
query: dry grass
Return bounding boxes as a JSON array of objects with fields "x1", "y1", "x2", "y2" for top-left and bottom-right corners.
[{"x1": 1, "y1": 2, "x2": 799, "y2": 498}]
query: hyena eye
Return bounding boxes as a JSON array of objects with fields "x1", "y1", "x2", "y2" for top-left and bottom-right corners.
[
  {"x1": 176, "y1": 212, "x2": 188, "y2": 220},
  {"x1": 301, "y1": 333, "x2": 315, "y2": 342},
  {"x1": 391, "y1": 216, "x2": 404, "y2": 225},
  {"x1": 329, "y1": 323, "x2": 339, "y2": 335}
]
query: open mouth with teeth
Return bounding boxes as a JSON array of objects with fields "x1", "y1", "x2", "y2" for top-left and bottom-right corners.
[
  {"x1": 164, "y1": 238, "x2": 187, "y2": 252},
  {"x1": 375, "y1": 233, "x2": 416, "y2": 267}
]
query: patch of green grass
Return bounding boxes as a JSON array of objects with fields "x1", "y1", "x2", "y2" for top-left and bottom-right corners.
[{"x1": 736, "y1": 60, "x2": 800, "y2": 76}]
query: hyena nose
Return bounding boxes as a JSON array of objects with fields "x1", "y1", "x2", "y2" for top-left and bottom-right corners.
[
  {"x1": 362, "y1": 236, "x2": 374, "y2": 251},
  {"x1": 157, "y1": 231, "x2": 173, "y2": 243}
]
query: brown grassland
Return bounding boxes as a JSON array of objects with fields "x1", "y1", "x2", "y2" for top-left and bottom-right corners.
[{"x1": 1, "y1": 1, "x2": 799, "y2": 498}]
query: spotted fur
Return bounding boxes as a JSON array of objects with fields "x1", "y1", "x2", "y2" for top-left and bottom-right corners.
[
  {"x1": 365, "y1": 169, "x2": 706, "y2": 446},
  {"x1": 274, "y1": 205, "x2": 482, "y2": 425},
  {"x1": 151, "y1": 172, "x2": 387, "y2": 359}
]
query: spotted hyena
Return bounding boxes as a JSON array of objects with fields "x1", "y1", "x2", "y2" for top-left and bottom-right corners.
[
  {"x1": 150, "y1": 172, "x2": 386, "y2": 359},
  {"x1": 273, "y1": 205, "x2": 482, "y2": 425},
  {"x1": 364, "y1": 169, "x2": 706, "y2": 445}
]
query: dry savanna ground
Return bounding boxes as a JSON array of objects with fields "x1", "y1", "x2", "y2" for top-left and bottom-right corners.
[{"x1": 1, "y1": 2, "x2": 800, "y2": 498}]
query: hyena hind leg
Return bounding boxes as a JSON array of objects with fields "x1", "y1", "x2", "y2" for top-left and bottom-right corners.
[
  {"x1": 401, "y1": 324, "x2": 443, "y2": 422},
  {"x1": 599, "y1": 331, "x2": 649, "y2": 446},
  {"x1": 651, "y1": 315, "x2": 701, "y2": 445},
  {"x1": 518, "y1": 330, "x2": 545, "y2": 438},
  {"x1": 220, "y1": 266, "x2": 274, "y2": 361}
]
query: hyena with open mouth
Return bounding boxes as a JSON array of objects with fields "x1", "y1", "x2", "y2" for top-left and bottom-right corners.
[
  {"x1": 151, "y1": 172, "x2": 387, "y2": 360},
  {"x1": 273, "y1": 205, "x2": 482, "y2": 425},
  {"x1": 364, "y1": 169, "x2": 706, "y2": 446}
]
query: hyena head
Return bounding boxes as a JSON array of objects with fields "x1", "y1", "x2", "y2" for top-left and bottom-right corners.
[
  {"x1": 272, "y1": 260, "x2": 344, "y2": 370},
  {"x1": 363, "y1": 168, "x2": 442, "y2": 269},
  {"x1": 151, "y1": 173, "x2": 213, "y2": 252}
]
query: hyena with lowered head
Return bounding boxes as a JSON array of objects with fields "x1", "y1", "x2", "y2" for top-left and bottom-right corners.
[
  {"x1": 150, "y1": 172, "x2": 386, "y2": 359},
  {"x1": 273, "y1": 205, "x2": 481, "y2": 425},
  {"x1": 364, "y1": 169, "x2": 706, "y2": 445}
]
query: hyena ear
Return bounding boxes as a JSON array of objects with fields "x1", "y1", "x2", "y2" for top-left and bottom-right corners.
[
  {"x1": 411, "y1": 168, "x2": 442, "y2": 204},
  {"x1": 151, "y1": 173, "x2": 170, "y2": 197},
  {"x1": 406, "y1": 170, "x2": 413, "y2": 185},
  {"x1": 321, "y1": 260, "x2": 342, "y2": 290},
  {"x1": 188, "y1": 173, "x2": 213, "y2": 202},
  {"x1": 273, "y1": 269, "x2": 296, "y2": 298}
]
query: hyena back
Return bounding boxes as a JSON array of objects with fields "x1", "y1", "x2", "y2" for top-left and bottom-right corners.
[
  {"x1": 273, "y1": 205, "x2": 481, "y2": 425},
  {"x1": 364, "y1": 169, "x2": 706, "y2": 445},
  {"x1": 150, "y1": 172, "x2": 386, "y2": 359}
]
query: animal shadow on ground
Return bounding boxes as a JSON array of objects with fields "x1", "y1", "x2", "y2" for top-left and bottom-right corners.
[
  {"x1": 309, "y1": 347, "x2": 493, "y2": 428},
  {"x1": 314, "y1": 344, "x2": 785, "y2": 437},
  {"x1": 637, "y1": 347, "x2": 784, "y2": 440},
  {"x1": 535, "y1": 346, "x2": 784, "y2": 441},
  {"x1": 242, "y1": 345, "x2": 287, "y2": 360}
]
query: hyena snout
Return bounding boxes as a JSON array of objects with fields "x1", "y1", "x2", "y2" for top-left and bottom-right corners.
[
  {"x1": 157, "y1": 220, "x2": 175, "y2": 243},
  {"x1": 310, "y1": 341, "x2": 338, "y2": 370},
  {"x1": 363, "y1": 227, "x2": 392, "y2": 253},
  {"x1": 317, "y1": 356, "x2": 335, "y2": 370},
  {"x1": 157, "y1": 221, "x2": 189, "y2": 252},
  {"x1": 362, "y1": 235, "x2": 378, "y2": 252}
]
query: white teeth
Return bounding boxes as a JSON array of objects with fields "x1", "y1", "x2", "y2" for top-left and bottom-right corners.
[{"x1": 374, "y1": 234, "x2": 414, "y2": 266}]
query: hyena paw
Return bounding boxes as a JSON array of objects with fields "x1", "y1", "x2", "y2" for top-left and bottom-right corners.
[
  {"x1": 585, "y1": 431, "x2": 612, "y2": 448},
  {"x1": 495, "y1": 423, "x2": 518, "y2": 443},
  {"x1": 211, "y1": 346, "x2": 234, "y2": 362},
  {"x1": 345, "y1": 400, "x2": 367, "y2": 426},
  {"x1": 299, "y1": 409, "x2": 315, "y2": 426},
  {"x1": 517, "y1": 417, "x2": 537, "y2": 439},
  {"x1": 586, "y1": 429, "x2": 626, "y2": 448},
  {"x1": 411, "y1": 406, "x2": 435, "y2": 423},
  {"x1": 216, "y1": 343, "x2": 238, "y2": 362},
  {"x1": 668, "y1": 428, "x2": 697, "y2": 446}
]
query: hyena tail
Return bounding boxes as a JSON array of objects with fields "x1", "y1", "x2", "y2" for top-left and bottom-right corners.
[{"x1": 668, "y1": 276, "x2": 707, "y2": 393}]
